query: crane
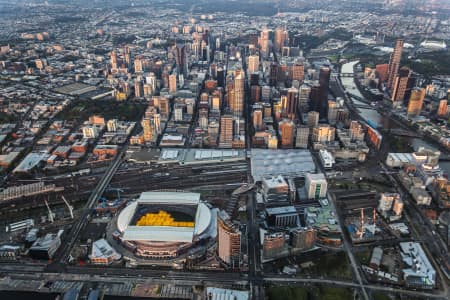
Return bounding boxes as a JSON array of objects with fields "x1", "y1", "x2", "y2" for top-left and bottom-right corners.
[{"x1": 61, "y1": 195, "x2": 74, "y2": 219}]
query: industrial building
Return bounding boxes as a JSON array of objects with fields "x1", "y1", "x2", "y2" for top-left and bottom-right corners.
[
  {"x1": 89, "y1": 239, "x2": 122, "y2": 265},
  {"x1": 29, "y1": 230, "x2": 63, "y2": 260}
]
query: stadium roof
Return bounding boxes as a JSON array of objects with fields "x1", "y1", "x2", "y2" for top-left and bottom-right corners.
[
  {"x1": 118, "y1": 192, "x2": 212, "y2": 243},
  {"x1": 137, "y1": 191, "x2": 200, "y2": 205}
]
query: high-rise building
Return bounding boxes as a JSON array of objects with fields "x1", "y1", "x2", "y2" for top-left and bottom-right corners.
[
  {"x1": 407, "y1": 88, "x2": 425, "y2": 117},
  {"x1": 219, "y1": 114, "x2": 233, "y2": 148},
  {"x1": 295, "y1": 125, "x2": 309, "y2": 149},
  {"x1": 175, "y1": 44, "x2": 187, "y2": 76},
  {"x1": 391, "y1": 67, "x2": 411, "y2": 103},
  {"x1": 231, "y1": 73, "x2": 244, "y2": 117},
  {"x1": 263, "y1": 233, "x2": 285, "y2": 258},
  {"x1": 328, "y1": 100, "x2": 338, "y2": 125},
  {"x1": 141, "y1": 118, "x2": 153, "y2": 142},
  {"x1": 290, "y1": 228, "x2": 316, "y2": 250},
  {"x1": 134, "y1": 81, "x2": 143, "y2": 98},
  {"x1": 286, "y1": 87, "x2": 298, "y2": 120},
  {"x1": 298, "y1": 84, "x2": 311, "y2": 112},
  {"x1": 376, "y1": 64, "x2": 389, "y2": 82},
  {"x1": 253, "y1": 109, "x2": 263, "y2": 131},
  {"x1": 259, "y1": 29, "x2": 270, "y2": 58},
  {"x1": 110, "y1": 51, "x2": 118, "y2": 69},
  {"x1": 349, "y1": 121, "x2": 365, "y2": 141},
  {"x1": 269, "y1": 63, "x2": 278, "y2": 86},
  {"x1": 290, "y1": 63, "x2": 304, "y2": 82},
  {"x1": 307, "y1": 111, "x2": 319, "y2": 128},
  {"x1": 251, "y1": 85, "x2": 261, "y2": 103},
  {"x1": 169, "y1": 74, "x2": 177, "y2": 94},
  {"x1": 318, "y1": 66, "x2": 331, "y2": 118},
  {"x1": 279, "y1": 119, "x2": 295, "y2": 148},
  {"x1": 158, "y1": 97, "x2": 170, "y2": 119},
  {"x1": 312, "y1": 124, "x2": 335, "y2": 143},
  {"x1": 274, "y1": 28, "x2": 288, "y2": 53},
  {"x1": 387, "y1": 39, "x2": 404, "y2": 90},
  {"x1": 217, "y1": 211, "x2": 241, "y2": 267},
  {"x1": 248, "y1": 55, "x2": 259, "y2": 73},
  {"x1": 305, "y1": 173, "x2": 328, "y2": 199},
  {"x1": 437, "y1": 99, "x2": 448, "y2": 117},
  {"x1": 310, "y1": 82, "x2": 322, "y2": 114}
]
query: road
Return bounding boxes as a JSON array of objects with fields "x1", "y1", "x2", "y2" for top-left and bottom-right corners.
[{"x1": 55, "y1": 145, "x2": 127, "y2": 263}]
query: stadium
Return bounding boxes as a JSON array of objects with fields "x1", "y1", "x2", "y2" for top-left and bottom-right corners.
[{"x1": 115, "y1": 191, "x2": 215, "y2": 259}]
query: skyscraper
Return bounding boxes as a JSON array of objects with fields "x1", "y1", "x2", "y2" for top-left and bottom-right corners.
[
  {"x1": 286, "y1": 87, "x2": 298, "y2": 120},
  {"x1": 231, "y1": 72, "x2": 244, "y2": 117},
  {"x1": 248, "y1": 55, "x2": 259, "y2": 73},
  {"x1": 391, "y1": 67, "x2": 411, "y2": 104},
  {"x1": 217, "y1": 211, "x2": 241, "y2": 267},
  {"x1": 141, "y1": 118, "x2": 153, "y2": 142},
  {"x1": 387, "y1": 39, "x2": 404, "y2": 90},
  {"x1": 295, "y1": 125, "x2": 309, "y2": 149},
  {"x1": 318, "y1": 66, "x2": 331, "y2": 118},
  {"x1": 219, "y1": 114, "x2": 233, "y2": 148},
  {"x1": 279, "y1": 119, "x2": 295, "y2": 148},
  {"x1": 175, "y1": 43, "x2": 187, "y2": 76},
  {"x1": 253, "y1": 109, "x2": 263, "y2": 131},
  {"x1": 169, "y1": 74, "x2": 177, "y2": 94},
  {"x1": 407, "y1": 88, "x2": 425, "y2": 117},
  {"x1": 274, "y1": 28, "x2": 288, "y2": 53}
]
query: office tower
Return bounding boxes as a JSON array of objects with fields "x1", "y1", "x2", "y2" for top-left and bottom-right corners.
[
  {"x1": 312, "y1": 124, "x2": 335, "y2": 143},
  {"x1": 274, "y1": 28, "x2": 285, "y2": 53},
  {"x1": 259, "y1": 29, "x2": 270, "y2": 58},
  {"x1": 407, "y1": 88, "x2": 425, "y2": 117},
  {"x1": 277, "y1": 63, "x2": 287, "y2": 84},
  {"x1": 175, "y1": 43, "x2": 187, "y2": 76},
  {"x1": 217, "y1": 211, "x2": 241, "y2": 267},
  {"x1": 219, "y1": 114, "x2": 233, "y2": 148},
  {"x1": 231, "y1": 73, "x2": 244, "y2": 117},
  {"x1": 279, "y1": 119, "x2": 295, "y2": 148},
  {"x1": 141, "y1": 118, "x2": 153, "y2": 142},
  {"x1": 305, "y1": 173, "x2": 328, "y2": 199},
  {"x1": 146, "y1": 72, "x2": 157, "y2": 91},
  {"x1": 153, "y1": 114, "x2": 161, "y2": 134},
  {"x1": 263, "y1": 233, "x2": 285, "y2": 258},
  {"x1": 318, "y1": 66, "x2": 331, "y2": 118},
  {"x1": 310, "y1": 83, "x2": 322, "y2": 113},
  {"x1": 250, "y1": 73, "x2": 259, "y2": 86},
  {"x1": 248, "y1": 55, "x2": 259, "y2": 73},
  {"x1": 253, "y1": 109, "x2": 263, "y2": 131},
  {"x1": 261, "y1": 85, "x2": 271, "y2": 102},
  {"x1": 298, "y1": 84, "x2": 311, "y2": 112},
  {"x1": 307, "y1": 111, "x2": 319, "y2": 128},
  {"x1": 251, "y1": 85, "x2": 261, "y2": 103},
  {"x1": 336, "y1": 108, "x2": 349, "y2": 125},
  {"x1": 376, "y1": 64, "x2": 389, "y2": 82},
  {"x1": 110, "y1": 51, "x2": 118, "y2": 69},
  {"x1": 169, "y1": 74, "x2": 177, "y2": 94},
  {"x1": 328, "y1": 100, "x2": 338, "y2": 125},
  {"x1": 437, "y1": 99, "x2": 448, "y2": 117},
  {"x1": 262, "y1": 103, "x2": 272, "y2": 118},
  {"x1": 295, "y1": 125, "x2": 309, "y2": 149},
  {"x1": 211, "y1": 94, "x2": 221, "y2": 111},
  {"x1": 135, "y1": 81, "x2": 143, "y2": 98},
  {"x1": 134, "y1": 58, "x2": 143, "y2": 73},
  {"x1": 387, "y1": 39, "x2": 404, "y2": 90},
  {"x1": 158, "y1": 97, "x2": 170, "y2": 119},
  {"x1": 286, "y1": 87, "x2": 298, "y2": 120},
  {"x1": 290, "y1": 228, "x2": 316, "y2": 250},
  {"x1": 290, "y1": 63, "x2": 304, "y2": 82},
  {"x1": 391, "y1": 67, "x2": 411, "y2": 103},
  {"x1": 217, "y1": 67, "x2": 225, "y2": 87},
  {"x1": 269, "y1": 62, "x2": 278, "y2": 86}
]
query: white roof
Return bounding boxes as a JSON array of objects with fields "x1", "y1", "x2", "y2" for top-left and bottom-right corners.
[
  {"x1": 206, "y1": 287, "x2": 249, "y2": 300},
  {"x1": 117, "y1": 192, "x2": 212, "y2": 243},
  {"x1": 90, "y1": 238, "x2": 121, "y2": 260},
  {"x1": 138, "y1": 191, "x2": 201, "y2": 205}
]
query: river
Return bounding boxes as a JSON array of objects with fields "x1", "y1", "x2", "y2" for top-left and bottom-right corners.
[{"x1": 340, "y1": 61, "x2": 450, "y2": 174}]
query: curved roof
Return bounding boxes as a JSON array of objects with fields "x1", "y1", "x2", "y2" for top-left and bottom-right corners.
[{"x1": 117, "y1": 192, "x2": 212, "y2": 243}]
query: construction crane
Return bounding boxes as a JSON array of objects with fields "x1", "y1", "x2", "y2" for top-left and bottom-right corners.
[
  {"x1": 44, "y1": 199, "x2": 54, "y2": 223},
  {"x1": 61, "y1": 195, "x2": 74, "y2": 219}
]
